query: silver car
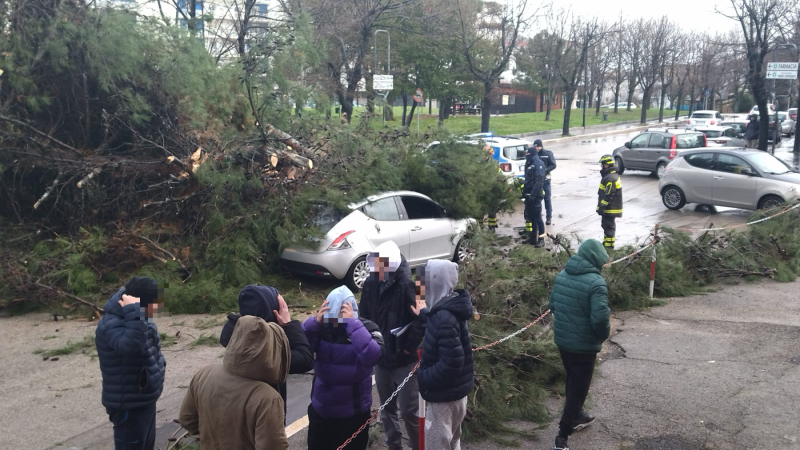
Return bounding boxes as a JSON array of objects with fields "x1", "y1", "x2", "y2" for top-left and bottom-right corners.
[
  {"x1": 778, "y1": 111, "x2": 796, "y2": 137},
  {"x1": 280, "y1": 191, "x2": 475, "y2": 290},
  {"x1": 659, "y1": 149, "x2": 800, "y2": 211}
]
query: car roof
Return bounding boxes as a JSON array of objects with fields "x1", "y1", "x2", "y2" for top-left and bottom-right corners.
[
  {"x1": 348, "y1": 191, "x2": 435, "y2": 210},
  {"x1": 691, "y1": 110, "x2": 718, "y2": 114},
  {"x1": 644, "y1": 127, "x2": 702, "y2": 134},
  {"x1": 464, "y1": 133, "x2": 528, "y2": 147},
  {"x1": 679, "y1": 147, "x2": 764, "y2": 157},
  {"x1": 691, "y1": 125, "x2": 733, "y2": 131}
]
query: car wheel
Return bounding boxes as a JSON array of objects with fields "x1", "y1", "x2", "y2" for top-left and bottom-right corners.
[
  {"x1": 662, "y1": 186, "x2": 686, "y2": 210},
  {"x1": 757, "y1": 195, "x2": 784, "y2": 210},
  {"x1": 346, "y1": 256, "x2": 369, "y2": 292},
  {"x1": 614, "y1": 156, "x2": 625, "y2": 175},
  {"x1": 655, "y1": 162, "x2": 668, "y2": 179},
  {"x1": 453, "y1": 238, "x2": 475, "y2": 264}
]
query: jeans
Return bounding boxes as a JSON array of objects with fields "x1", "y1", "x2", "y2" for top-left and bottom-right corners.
[
  {"x1": 544, "y1": 179, "x2": 553, "y2": 220},
  {"x1": 524, "y1": 196, "x2": 545, "y2": 244},
  {"x1": 107, "y1": 403, "x2": 156, "y2": 450},
  {"x1": 375, "y1": 362, "x2": 420, "y2": 450},
  {"x1": 557, "y1": 348, "x2": 597, "y2": 438}
]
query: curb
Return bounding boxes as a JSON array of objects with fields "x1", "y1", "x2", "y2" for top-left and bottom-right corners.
[
  {"x1": 540, "y1": 120, "x2": 686, "y2": 145},
  {"x1": 507, "y1": 118, "x2": 650, "y2": 139}
]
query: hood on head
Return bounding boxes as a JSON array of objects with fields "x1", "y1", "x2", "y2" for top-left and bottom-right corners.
[
  {"x1": 238, "y1": 285, "x2": 280, "y2": 323},
  {"x1": 576, "y1": 239, "x2": 609, "y2": 270},
  {"x1": 422, "y1": 259, "x2": 458, "y2": 309},
  {"x1": 369, "y1": 240, "x2": 403, "y2": 273},
  {"x1": 223, "y1": 316, "x2": 289, "y2": 386},
  {"x1": 325, "y1": 286, "x2": 358, "y2": 320}
]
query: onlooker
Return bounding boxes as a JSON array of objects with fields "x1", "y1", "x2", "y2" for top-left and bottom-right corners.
[
  {"x1": 303, "y1": 286, "x2": 383, "y2": 450},
  {"x1": 411, "y1": 260, "x2": 474, "y2": 450},
  {"x1": 548, "y1": 239, "x2": 611, "y2": 450},
  {"x1": 523, "y1": 146, "x2": 547, "y2": 248},
  {"x1": 359, "y1": 240, "x2": 425, "y2": 450},
  {"x1": 745, "y1": 114, "x2": 760, "y2": 149},
  {"x1": 179, "y1": 316, "x2": 290, "y2": 450},
  {"x1": 535, "y1": 139, "x2": 557, "y2": 225},
  {"x1": 95, "y1": 277, "x2": 166, "y2": 450},
  {"x1": 219, "y1": 285, "x2": 314, "y2": 420}
]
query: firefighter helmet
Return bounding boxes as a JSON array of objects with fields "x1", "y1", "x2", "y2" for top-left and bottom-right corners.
[{"x1": 599, "y1": 155, "x2": 614, "y2": 165}]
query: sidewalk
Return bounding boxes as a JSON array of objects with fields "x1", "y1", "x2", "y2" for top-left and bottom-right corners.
[{"x1": 509, "y1": 115, "x2": 688, "y2": 144}]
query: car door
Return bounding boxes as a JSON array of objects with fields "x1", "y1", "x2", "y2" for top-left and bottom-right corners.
[
  {"x1": 360, "y1": 197, "x2": 412, "y2": 258},
  {"x1": 712, "y1": 153, "x2": 759, "y2": 209},
  {"x1": 626, "y1": 133, "x2": 651, "y2": 169},
  {"x1": 680, "y1": 153, "x2": 716, "y2": 204},
  {"x1": 399, "y1": 195, "x2": 455, "y2": 265},
  {"x1": 644, "y1": 133, "x2": 668, "y2": 169}
]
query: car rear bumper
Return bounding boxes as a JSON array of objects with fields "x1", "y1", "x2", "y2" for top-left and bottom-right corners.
[{"x1": 279, "y1": 247, "x2": 359, "y2": 280}]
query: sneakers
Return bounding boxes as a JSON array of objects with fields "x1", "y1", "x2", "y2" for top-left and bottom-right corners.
[
  {"x1": 572, "y1": 410, "x2": 596, "y2": 432},
  {"x1": 554, "y1": 436, "x2": 569, "y2": 450}
]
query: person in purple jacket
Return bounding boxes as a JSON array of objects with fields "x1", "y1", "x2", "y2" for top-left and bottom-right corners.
[{"x1": 303, "y1": 286, "x2": 384, "y2": 450}]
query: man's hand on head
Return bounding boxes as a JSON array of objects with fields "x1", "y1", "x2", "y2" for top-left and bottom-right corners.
[
  {"x1": 274, "y1": 294, "x2": 291, "y2": 326},
  {"x1": 118, "y1": 294, "x2": 140, "y2": 308}
]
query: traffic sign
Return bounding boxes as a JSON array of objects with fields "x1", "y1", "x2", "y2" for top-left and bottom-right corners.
[
  {"x1": 767, "y1": 62, "x2": 798, "y2": 71},
  {"x1": 373, "y1": 75, "x2": 393, "y2": 91},
  {"x1": 413, "y1": 88, "x2": 423, "y2": 103},
  {"x1": 766, "y1": 71, "x2": 798, "y2": 80}
]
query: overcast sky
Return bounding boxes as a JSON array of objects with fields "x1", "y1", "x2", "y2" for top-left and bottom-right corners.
[{"x1": 531, "y1": 0, "x2": 741, "y2": 35}]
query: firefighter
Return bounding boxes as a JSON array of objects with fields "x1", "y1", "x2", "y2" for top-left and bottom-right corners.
[
  {"x1": 597, "y1": 155, "x2": 623, "y2": 250},
  {"x1": 523, "y1": 147, "x2": 547, "y2": 248}
]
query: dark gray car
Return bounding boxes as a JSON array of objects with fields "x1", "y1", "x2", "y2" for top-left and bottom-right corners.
[{"x1": 612, "y1": 129, "x2": 707, "y2": 178}]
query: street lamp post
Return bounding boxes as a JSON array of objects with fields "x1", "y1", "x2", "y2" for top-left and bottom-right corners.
[{"x1": 769, "y1": 43, "x2": 797, "y2": 153}]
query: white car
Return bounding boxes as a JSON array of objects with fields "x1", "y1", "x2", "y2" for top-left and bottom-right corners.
[
  {"x1": 686, "y1": 110, "x2": 723, "y2": 128},
  {"x1": 778, "y1": 111, "x2": 796, "y2": 137},
  {"x1": 465, "y1": 133, "x2": 529, "y2": 181},
  {"x1": 280, "y1": 191, "x2": 476, "y2": 290},
  {"x1": 750, "y1": 104, "x2": 777, "y2": 115},
  {"x1": 691, "y1": 126, "x2": 742, "y2": 146},
  {"x1": 601, "y1": 102, "x2": 637, "y2": 109}
]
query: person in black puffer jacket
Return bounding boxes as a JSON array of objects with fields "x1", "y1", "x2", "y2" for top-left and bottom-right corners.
[
  {"x1": 219, "y1": 285, "x2": 314, "y2": 422},
  {"x1": 359, "y1": 240, "x2": 425, "y2": 450},
  {"x1": 96, "y1": 277, "x2": 166, "y2": 450},
  {"x1": 411, "y1": 259, "x2": 473, "y2": 450}
]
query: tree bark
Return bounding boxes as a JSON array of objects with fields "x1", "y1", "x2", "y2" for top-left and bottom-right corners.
[
  {"x1": 626, "y1": 75, "x2": 637, "y2": 112},
  {"x1": 407, "y1": 100, "x2": 417, "y2": 129},
  {"x1": 688, "y1": 85, "x2": 695, "y2": 116},
  {"x1": 640, "y1": 87, "x2": 651, "y2": 124},
  {"x1": 401, "y1": 92, "x2": 408, "y2": 126},
  {"x1": 674, "y1": 87, "x2": 683, "y2": 121},
  {"x1": 545, "y1": 89, "x2": 554, "y2": 121},
  {"x1": 595, "y1": 86, "x2": 602, "y2": 116},
  {"x1": 658, "y1": 88, "x2": 667, "y2": 123},
  {"x1": 481, "y1": 81, "x2": 493, "y2": 133},
  {"x1": 562, "y1": 89, "x2": 576, "y2": 136}
]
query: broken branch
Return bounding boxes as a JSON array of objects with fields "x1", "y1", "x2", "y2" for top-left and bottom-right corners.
[
  {"x1": 33, "y1": 169, "x2": 63, "y2": 209},
  {"x1": 76, "y1": 168, "x2": 101, "y2": 188},
  {"x1": 33, "y1": 282, "x2": 104, "y2": 315}
]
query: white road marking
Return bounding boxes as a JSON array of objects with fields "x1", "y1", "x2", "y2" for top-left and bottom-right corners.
[{"x1": 285, "y1": 374, "x2": 377, "y2": 438}]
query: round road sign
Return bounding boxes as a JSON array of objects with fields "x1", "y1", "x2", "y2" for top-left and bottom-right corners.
[{"x1": 414, "y1": 88, "x2": 423, "y2": 102}]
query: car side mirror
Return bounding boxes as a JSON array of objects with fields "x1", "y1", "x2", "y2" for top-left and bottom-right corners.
[
  {"x1": 741, "y1": 167, "x2": 755, "y2": 176},
  {"x1": 624, "y1": 142, "x2": 631, "y2": 149}
]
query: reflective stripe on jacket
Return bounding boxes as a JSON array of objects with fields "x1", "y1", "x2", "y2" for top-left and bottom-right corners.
[{"x1": 597, "y1": 168, "x2": 622, "y2": 217}]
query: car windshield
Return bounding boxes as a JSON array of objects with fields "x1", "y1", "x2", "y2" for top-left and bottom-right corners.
[
  {"x1": 692, "y1": 113, "x2": 713, "y2": 119},
  {"x1": 307, "y1": 204, "x2": 347, "y2": 234},
  {"x1": 747, "y1": 152, "x2": 794, "y2": 174},
  {"x1": 676, "y1": 133, "x2": 704, "y2": 148},
  {"x1": 702, "y1": 130, "x2": 723, "y2": 138},
  {"x1": 503, "y1": 145, "x2": 527, "y2": 161}
]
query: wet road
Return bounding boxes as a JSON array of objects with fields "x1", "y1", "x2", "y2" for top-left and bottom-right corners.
[{"x1": 497, "y1": 132, "x2": 798, "y2": 246}]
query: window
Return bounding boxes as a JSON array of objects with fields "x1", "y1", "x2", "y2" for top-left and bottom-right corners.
[
  {"x1": 630, "y1": 134, "x2": 650, "y2": 148},
  {"x1": 649, "y1": 134, "x2": 668, "y2": 148},
  {"x1": 401, "y1": 196, "x2": 444, "y2": 220},
  {"x1": 747, "y1": 152, "x2": 792, "y2": 174},
  {"x1": 685, "y1": 153, "x2": 714, "y2": 170},
  {"x1": 692, "y1": 113, "x2": 713, "y2": 119},
  {"x1": 362, "y1": 198, "x2": 400, "y2": 221},
  {"x1": 676, "y1": 133, "x2": 705, "y2": 149},
  {"x1": 502, "y1": 95, "x2": 509, "y2": 106},
  {"x1": 503, "y1": 145, "x2": 527, "y2": 161},
  {"x1": 724, "y1": 129, "x2": 737, "y2": 138},
  {"x1": 703, "y1": 130, "x2": 723, "y2": 138},
  {"x1": 715, "y1": 154, "x2": 752, "y2": 175},
  {"x1": 509, "y1": 95, "x2": 516, "y2": 105},
  {"x1": 256, "y1": 3, "x2": 268, "y2": 15},
  {"x1": 307, "y1": 205, "x2": 346, "y2": 234}
]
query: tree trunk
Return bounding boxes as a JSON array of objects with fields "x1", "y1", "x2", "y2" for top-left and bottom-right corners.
[
  {"x1": 674, "y1": 87, "x2": 683, "y2": 121},
  {"x1": 384, "y1": 95, "x2": 395, "y2": 121},
  {"x1": 626, "y1": 76, "x2": 636, "y2": 112},
  {"x1": 613, "y1": 83, "x2": 621, "y2": 114},
  {"x1": 407, "y1": 100, "x2": 417, "y2": 129},
  {"x1": 688, "y1": 85, "x2": 695, "y2": 116},
  {"x1": 366, "y1": 72, "x2": 375, "y2": 115},
  {"x1": 336, "y1": 90, "x2": 354, "y2": 124},
  {"x1": 562, "y1": 89, "x2": 576, "y2": 136},
  {"x1": 540, "y1": 90, "x2": 545, "y2": 114},
  {"x1": 795, "y1": 91, "x2": 800, "y2": 153},
  {"x1": 658, "y1": 88, "x2": 667, "y2": 123},
  {"x1": 640, "y1": 87, "x2": 651, "y2": 124},
  {"x1": 595, "y1": 86, "x2": 602, "y2": 116},
  {"x1": 401, "y1": 92, "x2": 408, "y2": 126},
  {"x1": 545, "y1": 88, "x2": 554, "y2": 121},
  {"x1": 481, "y1": 81, "x2": 493, "y2": 133}
]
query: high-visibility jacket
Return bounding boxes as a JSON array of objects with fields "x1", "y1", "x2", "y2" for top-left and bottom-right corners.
[{"x1": 597, "y1": 168, "x2": 622, "y2": 217}]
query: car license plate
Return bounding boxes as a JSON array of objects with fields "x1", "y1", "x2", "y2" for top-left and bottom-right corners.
[{"x1": 696, "y1": 120, "x2": 705, "y2": 124}]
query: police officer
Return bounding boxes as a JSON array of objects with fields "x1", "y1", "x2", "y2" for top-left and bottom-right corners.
[
  {"x1": 597, "y1": 155, "x2": 623, "y2": 250},
  {"x1": 523, "y1": 147, "x2": 547, "y2": 248},
  {"x1": 533, "y1": 139, "x2": 557, "y2": 225}
]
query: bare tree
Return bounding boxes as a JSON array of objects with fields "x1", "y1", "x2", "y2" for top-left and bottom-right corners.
[
  {"x1": 609, "y1": 15, "x2": 626, "y2": 114},
  {"x1": 588, "y1": 37, "x2": 613, "y2": 116},
  {"x1": 657, "y1": 30, "x2": 681, "y2": 122},
  {"x1": 623, "y1": 24, "x2": 643, "y2": 112},
  {"x1": 721, "y1": 0, "x2": 797, "y2": 150},
  {"x1": 456, "y1": 0, "x2": 534, "y2": 133},
  {"x1": 634, "y1": 17, "x2": 671, "y2": 124}
]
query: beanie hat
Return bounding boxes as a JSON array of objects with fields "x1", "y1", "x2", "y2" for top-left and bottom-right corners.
[
  {"x1": 533, "y1": 139, "x2": 543, "y2": 147},
  {"x1": 124, "y1": 276, "x2": 161, "y2": 307}
]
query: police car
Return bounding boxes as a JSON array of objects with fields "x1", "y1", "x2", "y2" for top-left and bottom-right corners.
[{"x1": 465, "y1": 133, "x2": 529, "y2": 181}]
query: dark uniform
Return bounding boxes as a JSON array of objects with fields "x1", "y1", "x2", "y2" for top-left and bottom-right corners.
[
  {"x1": 597, "y1": 155, "x2": 623, "y2": 250},
  {"x1": 535, "y1": 140, "x2": 557, "y2": 224},
  {"x1": 523, "y1": 150, "x2": 546, "y2": 247}
]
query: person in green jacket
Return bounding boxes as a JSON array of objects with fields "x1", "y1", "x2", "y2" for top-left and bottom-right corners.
[{"x1": 548, "y1": 239, "x2": 611, "y2": 450}]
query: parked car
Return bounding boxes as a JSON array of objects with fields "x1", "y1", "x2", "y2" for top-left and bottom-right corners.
[
  {"x1": 750, "y1": 104, "x2": 777, "y2": 115},
  {"x1": 777, "y1": 111, "x2": 796, "y2": 137},
  {"x1": 612, "y1": 129, "x2": 707, "y2": 178},
  {"x1": 280, "y1": 191, "x2": 476, "y2": 291},
  {"x1": 686, "y1": 110, "x2": 723, "y2": 129},
  {"x1": 790, "y1": 108, "x2": 797, "y2": 122},
  {"x1": 600, "y1": 102, "x2": 637, "y2": 109},
  {"x1": 464, "y1": 133, "x2": 529, "y2": 181},
  {"x1": 659, "y1": 148, "x2": 800, "y2": 211},
  {"x1": 691, "y1": 126, "x2": 744, "y2": 146}
]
